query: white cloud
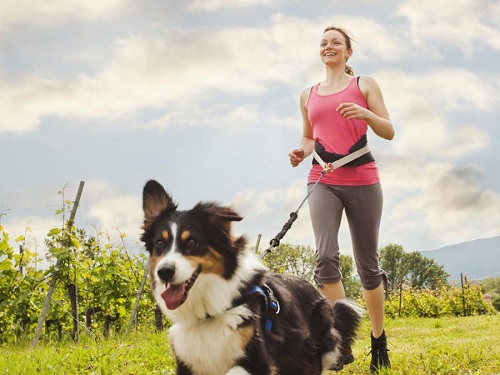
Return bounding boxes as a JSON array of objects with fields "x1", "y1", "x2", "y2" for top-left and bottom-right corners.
[
  {"x1": 337, "y1": 18, "x2": 410, "y2": 63},
  {"x1": 1, "y1": 19, "x2": 311, "y2": 132},
  {"x1": 379, "y1": 69, "x2": 499, "y2": 116},
  {"x1": 2, "y1": 215, "x2": 61, "y2": 261},
  {"x1": 0, "y1": 0, "x2": 131, "y2": 30},
  {"x1": 0, "y1": 13, "x2": 412, "y2": 133},
  {"x1": 141, "y1": 103, "x2": 261, "y2": 131},
  {"x1": 189, "y1": 0, "x2": 277, "y2": 12},
  {"x1": 375, "y1": 69, "x2": 495, "y2": 160},
  {"x1": 2, "y1": 1, "x2": 500, "y2": 257},
  {"x1": 232, "y1": 187, "x2": 285, "y2": 216},
  {"x1": 381, "y1": 157, "x2": 500, "y2": 250},
  {"x1": 399, "y1": 0, "x2": 500, "y2": 56},
  {"x1": 85, "y1": 181, "x2": 143, "y2": 245}
]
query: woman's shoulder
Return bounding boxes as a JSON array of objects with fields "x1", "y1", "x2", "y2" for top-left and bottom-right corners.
[
  {"x1": 357, "y1": 75, "x2": 377, "y2": 85},
  {"x1": 357, "y1": 76, "x2": 381, "y2": 95},
  {"x1": 301, "y1": 84, "x2": 318, "y2": 95},
  {"x1": 300, "y1": 84, "x2": 317, "y2": 103}
]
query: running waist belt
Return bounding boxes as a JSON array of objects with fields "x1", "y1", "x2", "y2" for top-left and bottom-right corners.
[{"x1": 312, "y1": 134, "x2": 375, "y2": 167}]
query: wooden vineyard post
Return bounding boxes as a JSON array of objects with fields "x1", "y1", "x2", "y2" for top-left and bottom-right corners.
[
  {"x1": 126, "y1": 267, "x2": 149, "y2": 334},
  {"x1": 31, "y1": 181, "x2": 85, "y2": 348}
]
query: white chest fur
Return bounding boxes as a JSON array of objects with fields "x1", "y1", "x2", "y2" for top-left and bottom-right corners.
[{"x1": 169, "y1": 310, "x2": 251, "y2": 375}]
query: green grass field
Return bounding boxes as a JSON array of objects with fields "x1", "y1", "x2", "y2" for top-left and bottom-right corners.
[{"x1": 1, "y1": 315, "x2": 499, "y2": 374}]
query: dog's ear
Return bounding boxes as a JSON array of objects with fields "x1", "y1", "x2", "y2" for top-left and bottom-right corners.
[
  {"x1": 213, "y1": 206, "x2": 243, "y2": 222},
  {"x1": 195, "y1": 203, "x2": 242, "y2": 233},
  {"x1": 211, "y1": 204, "x2": 242, "y2": 234},
  {"x1": 142, "y1": 180, "x2": 176, "y2": 227}
]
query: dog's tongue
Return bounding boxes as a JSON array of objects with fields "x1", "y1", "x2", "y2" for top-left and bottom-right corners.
[{"x1": 161, "y1": 283, "x2": 186, "y2": 310}]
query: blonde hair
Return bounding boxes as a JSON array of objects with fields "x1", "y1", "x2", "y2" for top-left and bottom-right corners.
[{"x1": 323, "y1": 26, "x2": 355, "y2": 76}]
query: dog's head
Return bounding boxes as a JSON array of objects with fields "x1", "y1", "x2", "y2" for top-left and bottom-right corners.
[{"x1": 141, "y1": 180, "x2": 248, "y2": 311}]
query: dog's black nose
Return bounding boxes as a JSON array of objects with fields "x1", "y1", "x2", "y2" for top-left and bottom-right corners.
[{"x1": 157, "y1": 264, "x2": 175, "y2": 282}]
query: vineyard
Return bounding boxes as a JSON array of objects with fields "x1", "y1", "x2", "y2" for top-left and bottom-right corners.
[
  {"x1": 0, "y1": 221, "x2": 160, "y2": 344},
  {"x1": 0, "y1": 194, "x2": 497, "y2": 347},
  {"x1": 1, "y1": 225, "x2": 496, "y2": 346}
]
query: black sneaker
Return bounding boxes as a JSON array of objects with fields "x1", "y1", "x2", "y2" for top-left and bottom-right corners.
[{"x1": 369, "y1": 331, "x2": 391, "y2": 373}]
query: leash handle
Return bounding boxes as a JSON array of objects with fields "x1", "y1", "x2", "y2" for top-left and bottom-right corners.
[{"x1": 269, "y1": 212, "x2": 298, "y2": 248}]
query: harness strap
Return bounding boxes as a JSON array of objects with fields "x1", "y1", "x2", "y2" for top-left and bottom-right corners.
[
  {"x1": 313, "y1": 144, "x2": 371, "y2": 171},
  {"x1": 231, "y1": 284, "x2": 280, "y2": 333}
]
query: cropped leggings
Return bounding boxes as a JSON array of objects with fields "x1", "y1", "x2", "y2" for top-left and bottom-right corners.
[{"x1": 307, "y1": 182, "x2": 385, "y2": 291}]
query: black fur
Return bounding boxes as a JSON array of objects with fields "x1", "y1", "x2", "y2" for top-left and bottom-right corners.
[{"x1": 141, "y1": 179, "x2": 363, "y2": 375}]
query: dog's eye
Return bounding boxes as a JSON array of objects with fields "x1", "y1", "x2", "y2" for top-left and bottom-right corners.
[
  {"x1": 152, "y1": 240, "x2": 163, "y2": 252},
  {"x1": 185, "y1": 238, "x2": 200, "y2": 253},
  {"x1": 153, "y1": 238, "x2": 167, "y2": 252}
]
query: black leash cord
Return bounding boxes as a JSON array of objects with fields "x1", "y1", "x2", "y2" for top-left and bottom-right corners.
[{"x1": 259, "y1": 169, "x2": 327, "y2": 260}]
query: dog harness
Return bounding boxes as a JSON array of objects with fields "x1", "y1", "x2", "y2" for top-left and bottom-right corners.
[{"x1": 231, "y1": 284, "x2": 280, "y2": 333}]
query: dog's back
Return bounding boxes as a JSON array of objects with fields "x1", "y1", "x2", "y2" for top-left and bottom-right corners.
[
  {"x1": 141, "y1": 179, "x2": 363, "y2": 375},
  {"x1": 248, "y1": 273, "x2": 363, "y2": 374}
]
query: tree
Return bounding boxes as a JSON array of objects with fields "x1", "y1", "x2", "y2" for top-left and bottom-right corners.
[
  {"x1": 261, "y1": 243, "x2": 361, "y2": 298},
  {"x1": 380, "y1": 244, "x2": 449, "y2": 294},
  {"x1": 405, "y1": 251, "x2": 449, "y2": 290},
  {"x1": 479, "y1": 277, "x2": 500, "y2": 295},
  {"x1": 339, "y1": 254, "x2": 362, "y2": 298},
  {"x1": 479, "y1": 277, "x2": 500, "y2": 311},
  {"x1": 380, "y1": 244, "x2": 410, "y2": 294},
  {"x1": 262, "y1": 243, "x2": 315, "y2": 284}
]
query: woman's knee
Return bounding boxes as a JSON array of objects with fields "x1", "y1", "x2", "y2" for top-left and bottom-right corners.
[
  {"x1": 315, "y1": 254, "x2": 342, "y2": 286},
  {"x1": 359, "y1": 271, "x2": 385, "y2": 291}
]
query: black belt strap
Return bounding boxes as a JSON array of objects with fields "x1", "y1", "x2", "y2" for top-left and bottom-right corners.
[{"x1": 312, "y1": 134, "x2": 375, "y2": 167}]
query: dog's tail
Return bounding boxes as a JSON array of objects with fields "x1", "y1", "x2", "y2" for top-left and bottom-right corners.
[{"x1": 332, "y1": 299, "x2": 364, "y2": 349}]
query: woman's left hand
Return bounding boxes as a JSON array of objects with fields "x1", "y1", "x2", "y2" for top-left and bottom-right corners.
[{"x1": 336, "y1": 102, "x2": 369, "y2": 120}]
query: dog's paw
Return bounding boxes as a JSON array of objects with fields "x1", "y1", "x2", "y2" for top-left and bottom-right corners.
[{"x1": 225, "y1": 366, "x2": 251, "y2": 375}]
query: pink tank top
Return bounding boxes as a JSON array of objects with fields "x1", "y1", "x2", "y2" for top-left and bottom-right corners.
[{"x1": 306, "y1": 77, "x2": 380, "y2": 186}]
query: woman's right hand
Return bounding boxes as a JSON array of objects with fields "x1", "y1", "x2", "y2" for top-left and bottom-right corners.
[{"x1": 289, "y1": 148, "x2": 305, "y2": 167}]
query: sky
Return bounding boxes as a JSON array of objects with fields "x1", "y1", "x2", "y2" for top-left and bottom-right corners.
[{"x1": 1, "y1": 0, "x2": 500, "y2": 260}]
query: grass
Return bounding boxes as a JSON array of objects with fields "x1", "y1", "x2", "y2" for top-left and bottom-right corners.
[
  {"x1": 333, "y1": 314, "x2": 500, "y2": 375},
  {"x1": 0, "y1": 315, "x2": 499, "y2": 374}
]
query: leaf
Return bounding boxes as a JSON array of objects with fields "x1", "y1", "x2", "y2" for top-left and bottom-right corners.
[
  {"x1": 71, "y1": 237, "x2": 81, "y2": 248},
  {"x1": 48, "y1": 228, "x2": 61, "y2": 236},
  {"x1": 0, "y1": 258, "x2": 13, "y2": 271},
  {"x1": 15, "y1": 235, "x2": 25, "y2": 242}
]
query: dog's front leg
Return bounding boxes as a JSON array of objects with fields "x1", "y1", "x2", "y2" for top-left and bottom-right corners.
[
  {"x1": 225, "y1": 366, "x2": 251, "y2": 375},
  {"x1": 176, "y1": 361, "x2": 194, "y2": 375}
]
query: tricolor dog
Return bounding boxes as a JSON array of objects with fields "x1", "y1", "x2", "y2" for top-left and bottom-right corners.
[{"x1": 141, "y1": 179, "x2": 363, "y2": 375}]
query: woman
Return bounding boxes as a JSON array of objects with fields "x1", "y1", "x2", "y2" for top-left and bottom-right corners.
[{"x1": 289, "y1": 26, "x2": 394, "y2": 372}]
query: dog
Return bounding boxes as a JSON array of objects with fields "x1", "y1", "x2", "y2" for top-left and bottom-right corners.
[{"x1": 141, "y1": 179, "x2": 363, "y2": 375}]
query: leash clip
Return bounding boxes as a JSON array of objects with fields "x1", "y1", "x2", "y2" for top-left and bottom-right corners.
[
  {"x1": 264, "y1": 284, "x2": 280, "y2": 315},
  {"x1": 323, "y1": 162, "x2": 333, "y2": 173}
]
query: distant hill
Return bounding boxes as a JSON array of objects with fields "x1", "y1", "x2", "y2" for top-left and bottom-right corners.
[{"x1": 420, "y1": 236, "x2": 500, "y2": 282}]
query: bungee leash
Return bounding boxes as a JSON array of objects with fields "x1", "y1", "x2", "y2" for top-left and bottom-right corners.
[{"x1": 259, "y1": 145, "x2": 371, "y2": 261}]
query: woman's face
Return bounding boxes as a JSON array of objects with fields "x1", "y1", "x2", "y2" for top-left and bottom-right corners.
[{"x1": 319, "y1": 29, "x2": 352, "y2": 66}]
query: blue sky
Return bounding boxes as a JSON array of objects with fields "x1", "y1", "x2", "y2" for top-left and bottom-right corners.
[{"x1": 1, "y1": 0, "x2": 499, "y2": 259}]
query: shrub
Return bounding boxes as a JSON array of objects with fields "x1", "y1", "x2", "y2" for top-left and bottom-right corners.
[{"x1": 385, "y1": 283, "x2": 496, "y2": 318}]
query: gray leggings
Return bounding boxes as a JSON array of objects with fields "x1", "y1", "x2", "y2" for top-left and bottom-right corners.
[{"x1": 307, "y1": 182, "x2": 385, "y2": 290}]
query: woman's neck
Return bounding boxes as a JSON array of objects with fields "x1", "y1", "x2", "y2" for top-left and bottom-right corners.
[{"x1": 323, "y1": 65, "x2": 351, "y2": 84}]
